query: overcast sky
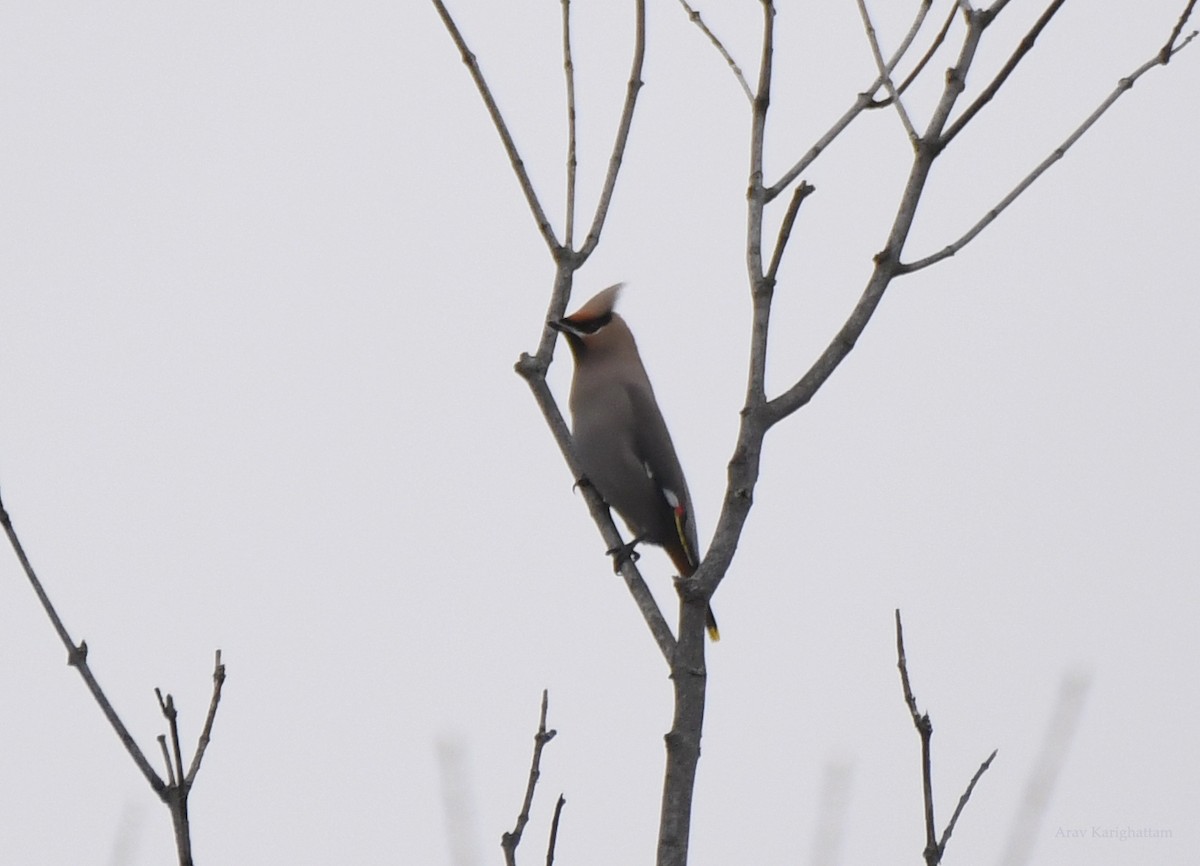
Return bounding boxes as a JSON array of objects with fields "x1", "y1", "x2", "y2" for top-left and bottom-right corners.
[{"x1": 1, "y1": 2, "x2": 1197, "y2": 865}]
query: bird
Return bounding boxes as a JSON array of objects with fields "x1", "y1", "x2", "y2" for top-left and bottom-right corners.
[{"x1": 550, "y1": 283, "x2": 719, "y2": 641}]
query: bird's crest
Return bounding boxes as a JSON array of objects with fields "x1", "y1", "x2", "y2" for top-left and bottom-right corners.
[{"x1": 565, "y1": 283, "x2": 623, "y2": 324}]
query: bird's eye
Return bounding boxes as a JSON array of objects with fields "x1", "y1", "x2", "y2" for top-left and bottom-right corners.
[{"x1": 574, "y1": 313, "x2": 611, "y2": 334}]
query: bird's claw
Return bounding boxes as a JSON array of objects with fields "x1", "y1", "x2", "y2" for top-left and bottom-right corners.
[{"x1": 606, "y1": 540, "x2": 641, "y2": 573}]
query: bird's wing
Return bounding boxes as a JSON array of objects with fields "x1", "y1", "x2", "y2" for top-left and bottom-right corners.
[{"x1": 625, "y1": 382, "x2": 699, "y2": 567}]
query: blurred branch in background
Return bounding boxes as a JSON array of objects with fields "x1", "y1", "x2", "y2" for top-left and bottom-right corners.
[{"x1": 998, "y1": 673, "x2": 1091, "y2": 866}]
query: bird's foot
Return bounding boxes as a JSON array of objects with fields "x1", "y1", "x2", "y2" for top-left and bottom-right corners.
[{"x1": 606, "y1": 538, "x2": 642, "y2": 573}]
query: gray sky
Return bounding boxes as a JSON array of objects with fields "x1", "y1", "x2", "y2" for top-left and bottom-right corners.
[{"x1": 1, "y1": 2, "x2": 1196, "y2": 864}]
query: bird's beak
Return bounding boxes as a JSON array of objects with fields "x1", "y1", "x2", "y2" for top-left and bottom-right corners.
[{"x1": 548, "y1": 317, "x2": 580, "y2": 337}]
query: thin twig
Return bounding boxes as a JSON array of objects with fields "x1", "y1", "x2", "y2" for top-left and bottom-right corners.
[
  {"x1": 941, "y1": 0, "x2": 1070, "y2": 146},
  {"x1": 676, "y1": 0, "x2": 754, "y2": 100},
  {"x1": 501, "y1": 690, "x2": 558, "y2": 866},
  {"x1": 765, "y1": 181, "x2": 816, "y2": 284},
  {"x1": 157, "y1": 735, "x2": 176, "y2": 787},
  {"x1": 896, "y1": 611, "x2": 998, "y2": 866},
  {"x1": 157, "y1": 689, "x2": 195, "y2": 866},
  {"x1": 768, "y1": 0, "x2": 934, "y2": 200},
  {"x1": 561, "y1": 0, "x2": 577, "y2": 247},
  {"x1": 895, "y1": 611, "x2": 938, "y2": 865},
  {"x1": 430, "y1": 0, "x2": 561, "y2": 254},
  {"x1": 0, "y1": 492, "x2": 166, "y2": 794},
  {"x1": 856, "y1": 0, "x2": 920, "y2": 144},
  {"x1": 578, "y1": 0, "x2": 647, "y2": 257},
  {"x1": 545, "y1": 794, "x2": 567, "y2": 866},
  {"x1": 743, "y1": 0, "x2": 776, "y2": 408},
  {"x1": 185, "y1": 649, "x2": 227, "y2": 783},
  {"x1": 939, "y1": 748, "x2": 998, "y2": 852},
  {"x1": 161, "y1": 693, "x2": 186, "y2": 792},
  {"x1": 900, "y1": 25, "x2": 1199, "y2": 274},
  {"x1": 1159, "y1": 0, "x2": 1198, "y2": 61},
  {"x1": 874, "y1": 1, "x2": 955, "y2": 109},
  {"x1": 761, "y1": 13, "x2": 987, "y2": 427}
]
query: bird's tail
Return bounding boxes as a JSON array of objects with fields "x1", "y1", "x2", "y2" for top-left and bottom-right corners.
[
  {"x1": 705, "y1": 604, "x2": 721, "y2": 642},
  {"x1": 666, "y1": 541, "x2": 721, "y2": 642}
]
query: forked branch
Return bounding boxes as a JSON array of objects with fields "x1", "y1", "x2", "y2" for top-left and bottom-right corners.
[
  {"x1": 0, "y1": 491, "x2": 163, "y2": 794},
  {"x1": 515, "y1": 353, "x2": 676, "y2": 661},
  {"x1": 871, "y1": 3, "x2": 956, "y2": 110},
  {"x1": 430, "y1": 0, "x2": 560, "y2": 254},
  {"x1": 856, "y1": 0, "x2": 920, "y2": 143},
  {"x1": 941, "y1": 0, "x2": 1070, "y2": 146},
  {"x1": 900, "y1": 7, "x2": 1198, "y2": 274},
  {"x1": 561, "y1": 0, "x2": 578, "y2": 247},
  {"x1": 502, "y1": 690, "x2": 559, "y2": 866},
  {"x1": 433, "y1": 0, "x2": 669, "y2": 653},
  {"x1": 577, "y1": 0, "x2": 647, "y2": 258},
  {"x1": 896, "y1": 611, "x2": 997, "y2": 866},
  {"x1": 769, "y1": 0, "x2": 938, "y2": 200},
  {"x1": 1, "y1": 491, "x2": 227, "y2": 866},
  {"x1": 675, "y1": 0, "x2": 754, "y2": 100}
]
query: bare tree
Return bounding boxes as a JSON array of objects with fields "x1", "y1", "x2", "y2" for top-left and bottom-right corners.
[{"x1": 433, "y1": 1, "x2": 1196, "y2": 864}]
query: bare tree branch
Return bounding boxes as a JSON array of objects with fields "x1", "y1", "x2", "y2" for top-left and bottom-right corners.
[
  {"x1": 941, "y1": 748, "x2": 998, "y2": 852},
  {"x1": 676, "y1": 0, "x2": 754, "y2": 101},
  {"x1": 895, "y1": 610, "x2": 938, "y2": 863},
  {"x1": 900, "y1": 22, "x2": 1199, "y2": 274},
  {"x1": 431, "y1": 0, "x2": 662, "y2": 659},
  {"x1": 156, "y1": 690, "x2": 187, "y2": 795},
  {"x1": 650, "y1": 6, "x2": 787, "y2": 833},
  {"x1": 872, "y1": 2, "x2": 956, "y2": 110},
  {"x1": 502, "y1": 690, "x2": 558, "y2": 866},
  {"x1": 430, "y1": 0, "x2": 561, "y2": 254},
  {"x1": 856, "y1": 0, "x2": 920, "y2": 144},
  {"x1": 561, "y1": 0, "x2": 577, "y2": 247},
  {"x1": 0, "y1": 491, "x2": 165, "y2": 794},
  {"x1": 577, "y1": 0, "x2": 647, "y2": 258},
  {"x1": 2, "y1": 490, "x2": 225, "y2": 866},
  {"x1": 515, "y1": 352, "x2": 677, "y2": 662},
  {"x1": 1159, "y1": 0, "x2": 1198, "y2": 61},
  {"x1": 545, "y1": 794, "x2": 567, "y2": 866},
  {"x1": 156, "y1": 690, "x2": 194, "y2": 865},
  {"x1": 769, "y1": 0, "x2": 936, "y2": 200},
  {"x1": 185, "y1": 650, "x2": 227, "y2": 784},
  {"x1": 941, "y1": 0, "x2": 1070, "y2": 146},
  {"x1": 746, "y1": 0, "x2": 774, "y2": 260},
  {"x1": 765, "y1": 181, "x2": 816, "y2": 285},
  {"x1": 760, "y1": 10, "x2": 986, "y2": 429},
  {"x1": 896, "y1": 611, "x2": 997, "y2": 866},
  {"x1": 157, "y1": 735, "x2": 176, "y2": 787}
]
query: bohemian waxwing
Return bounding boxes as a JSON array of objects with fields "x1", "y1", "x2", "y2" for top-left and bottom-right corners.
[{"x1": 550, "y1": 284, "x2": 719, "y2": 641}]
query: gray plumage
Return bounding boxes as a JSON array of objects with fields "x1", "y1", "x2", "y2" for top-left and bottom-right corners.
[{"x1": 551, "y1": 284, "x2": 718, "y2": 640}]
